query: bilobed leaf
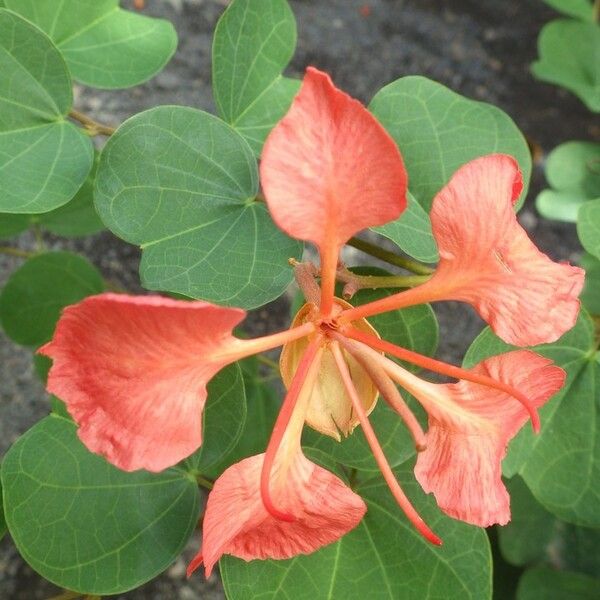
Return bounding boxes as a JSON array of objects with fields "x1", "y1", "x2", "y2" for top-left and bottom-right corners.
[
  {"x1": 464, "y1": 313, "x2": 600, "y2": 527},
  {"x1": 95, "y1": 106, "x2": 302, "y2": 309},
  {"x1": 1, "y1": 416, "x2": 200, "y2": 594},
  {"x1": 369, "y1": 76, "x2": 531, "y2": 210},
  {"x1": 580, "y1": 252, "x2": 600, "y2": 314},
  {"x1": 532, "y1": 19, "x2": 600, "y2": 112},
  {"x1": 543, "y1": 0, "x2": 595, "y2": 21},
  {"x1": 0, "y1": 252, "x2": 104, "y2": 347},
  {"x1": 374, "y1": 192, "x2": 438, "y2": 262},
  {"x1": 5, "y1": 0, "x2": 177, "y2": 89},
  {"x1": 181, "y1": 363, "x2": 246, "y2": 474},
  {"x1": 0, "y1": 481, "x2": 6, "y2": 541},
  {"x1": 499, "y1": 476, "x2": 600, "y2": 577},
  {"x1": 545, "y1": 141, "x2": 600, "y2": 198},
  {"x1": 577, "y1": 199, "x2": 600, "y2": 259},
  {"x1": 221, "y1": 460, "x2": 492, "y2": 600},
  {"x1": 213, "y1": 0, "x2": 298, "y2": 155},
  {"x1": 0, "y1": 9, "x2": 93, "y2": 213},
  {"x1": 517, "y1": 568, "x2": 600, "y2": 600}
]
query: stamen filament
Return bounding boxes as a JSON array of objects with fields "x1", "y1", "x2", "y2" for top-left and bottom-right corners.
[
  {"x1": 344, "y1": 327, "x2": 541, "y2": 432},
  {"x1": 260, "y1": 335, "x2": 324, "y2": 521},
  {"x1": 330, "y1": 342, "x2": 442, "y2": 546},
  {"x1": 331, "y1": 332, "x2": 427, "y2": 451}
]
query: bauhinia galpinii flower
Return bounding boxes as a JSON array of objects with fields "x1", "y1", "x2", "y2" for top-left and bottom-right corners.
[{"x1": 40, "y1": 67, "x2": 584, "y2": 577}]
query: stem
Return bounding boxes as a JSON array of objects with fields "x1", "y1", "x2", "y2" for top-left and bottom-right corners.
[
  {"x1": 69, "y1": 109, "x2": 116, "y2": 136},
  {"x1": 347, "y1": 237, "x2": 434, "y2": 275},
  {"x1": 256, "y1": 354, "x2": 280, "y2": 371},
  {"x1": 0, "y1": 246, "x2": 36, "y2": 259},
  {"x1": 290, "y1": 258, "x2": 321, "y2": 304},
  {"x1": 332, "y1": 332, "x2": 427, "y2": 451},
  {"x1": 331, "y1": 342, "x2": 441, "y2": 545},
  {"x1": 345, "y1": 327, "x2": 541, "y2": 433},
  {"x1": 196, "y1": 475, "x2": 214, "y2": 490},
  {"x1": 336, "y1": 265, "x2": 430, "y2": 298},
  {"x1": 260, "y1": 336, "x2": 323, "y2": 521}
]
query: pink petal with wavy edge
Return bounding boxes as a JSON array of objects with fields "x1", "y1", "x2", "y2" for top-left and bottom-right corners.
[
  {"x1": 430, "y1": 154, "x2": 584, "y2": 345},
  {"x1": 414, "y1": 350, "x2": 565, "y2": 526},
  {"x1": 261, "y1": 67, "x2": 407, "y2": 249},
  {"x1": 190, "y1": 451, "x2": 366, "y2": 577},
  {"x1": 39, "y1": 293, "x2": 246, "y2": 472}
]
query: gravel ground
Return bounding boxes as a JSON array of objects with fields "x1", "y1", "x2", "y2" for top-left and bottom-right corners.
[{"x1": 0, "y1": 0, "x2": 594, "y2": 597}]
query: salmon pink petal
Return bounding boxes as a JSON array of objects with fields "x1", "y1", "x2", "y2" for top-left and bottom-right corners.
[
  {"x1": 39, "y1": 293, "x2": 246, "y2": 472},
  {"x1": 429, "y1": 154, "x2": 584, "y2": 345},
  {"x1": 413, "y1": 350, "x2": 565, "y2": 526},
  {"x1": 191, "y1": 452, "x2": 366, "y2": 577},
  {"x1": 261, "y1": 67, "x2": 407, "y2": 314}
]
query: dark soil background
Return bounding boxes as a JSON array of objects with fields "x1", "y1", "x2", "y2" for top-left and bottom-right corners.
[{"x1": 0, "y1": 0, "x2": 595, "y2": 598}]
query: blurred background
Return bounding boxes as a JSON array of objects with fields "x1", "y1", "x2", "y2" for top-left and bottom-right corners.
[{"x1": 0, "y1": 0, "x2": 595, "y2": 597}]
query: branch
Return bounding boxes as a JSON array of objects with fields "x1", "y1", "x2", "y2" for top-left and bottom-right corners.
[{"x1": 69, "y1": 109, "x2": 116, "y2": 137}]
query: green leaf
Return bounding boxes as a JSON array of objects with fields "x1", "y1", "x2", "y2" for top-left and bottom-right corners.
[
  {"x1": 182, "y1": 363, "x2": 246, "y2": 475},
  {"x1": 532, "y1": 19, "x2": 600, "y2": 112},
  {"x1": 464, "y1": 314, "x2": 600, "y2": 527},
  {"x1": 221, "y1": 460, "x2": 492, "y2": 600},
  {"x1": 1, "y1": 416, "x2": 200, "y2": 594},
  {"x1": 545, "y1": 141, "x2": 600, "y2": 198},
  {"x1": 213, "y1": 0, "x2": 298, "y2": 154},
  {"x1": 0, "y1": 9, "x2": 93, "y2": 213},
  {"x1": 517, "y1": 568, "x2": 600, "y2": 600},
  {"x1": 499, "y1": 476, "x2": 600, "y2": 577},
  {"x1": 535, "y1": 189, "x2": 586, "y2": 222},
  {"x1": 369, "y1": 76, "x2": 531, "y2": 210},
  {"x1": 580, "y1": 252, "x2": 600, "y2": 314},
  {"x1": 0, "y1": 252, "x2": 104, "y2": 347},
  {"x1": 304, "y1": 277, "x2": 438, "y2": 471},
  {"x1": 0, "y1": 214, "x2": 29, "y2": 238},
  {"x1": 373, "y1": 192, "x2": 439, "y2": 262},
  {"x1": 96, "y1": 106, "x2": 301, "y2": 309},
  {"x1": 577, "y1": 198, "x2": 600, "y2": 259},
  {"x1": 543, "y1": 0, "x2": 595, "y2": 21},
  {"x1": 0, "y1": 481, "x2": 6, "y2": 541},
  {"x1": 5, "y1": 0, "x2": 177, "y2": 89}
]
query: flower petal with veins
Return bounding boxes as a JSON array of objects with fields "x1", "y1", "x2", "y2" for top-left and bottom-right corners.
[
  {"x1": 39, "y1": 293, "x2": 246, "y2": 472},
  {"x1": 193, "y1": 451, "x2": 366, "y2": 578}
]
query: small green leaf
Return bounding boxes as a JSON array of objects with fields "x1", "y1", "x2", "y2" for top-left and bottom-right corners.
[
  {"x1": 370, "y1": 76, "x2": 531, "y2": 210},
  {"x1": 578, "y1": 199, "x2": 600, "y2": 259},
  {"x1": 0, "y1": 252, "x2": 104, "y2": 347},
  {"x1": 0, "y1": 9, "x2": 93, "y2": 213},
  {"x1": 499, "y1": 476, "x2": 600, "y2": 577},
  {"x1": 1, "y1": 416, "x2": 200, "y2": 594},
  {"x1": 213, "y1": 0, "x2": 298, "y2": 154},
  {"x1": 182, "y1": 363, "x2": 246, "y2": 475},
  {"x1": 517, "y1": 568, "x2": 600, "y2": 600},
  {"x1": 96, "y1": 106, "x2": 301, "y2": 309},
  {"x1": 5, "y1": 0, "x2": 177, "y2": 89},
  {"x1": 373, "y1": 192, "x2": 438, "y2": 262},
  {"x1": 532, "y1": 19, "x2": 600, "y2": 112},
  {"x1": 536, "y1": 189, "x2": 586, "y2": 222},
  {"x1": 221, "y1": 460, "x2": 492, "y2": 600},
  {"x1": 543, "y1": 0, "x2": 595, "y2": 21},
  {"x1": 580, "y1": 252, "x2": 600, "y2": 314},
  {"x1": 464, "y1": 314, "x2": 600, "y2": 527},
  {"x1": 545, "y1": 141, "x2": 600, "y2": 198}
]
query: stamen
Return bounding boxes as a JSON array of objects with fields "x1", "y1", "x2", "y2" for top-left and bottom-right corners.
[
  {"x1": 331, "y1": 332, "x2": 427, "y2": 451},
  {"x1": 260, "y1": 335, "x2": 324, "y2": 521},
  {"x1": 331, "y1": 342, "x2": 442, "y2": 546},
  {"x1": 345, "y1": 327, "x2": 541, "y2": 432}
]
